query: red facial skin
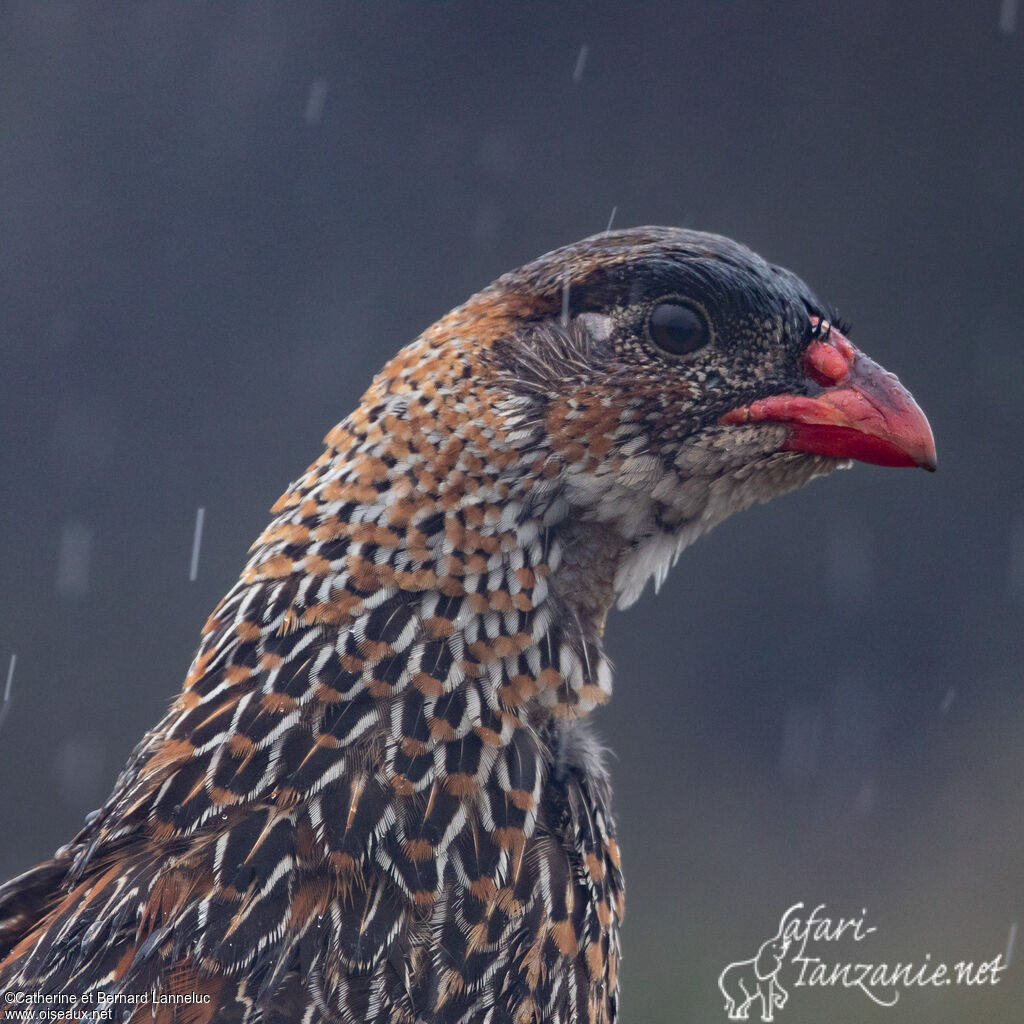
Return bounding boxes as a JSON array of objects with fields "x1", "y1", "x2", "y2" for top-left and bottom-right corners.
[{"x1": 721, "y1": 319, "x2": 937, "y2": 471}]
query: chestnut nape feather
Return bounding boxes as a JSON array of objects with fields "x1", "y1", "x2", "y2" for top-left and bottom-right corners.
[{"x1": 0, "y1": 227, "x2": 933, "y2": 1024}]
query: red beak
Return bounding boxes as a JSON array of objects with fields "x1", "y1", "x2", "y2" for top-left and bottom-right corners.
[{"x1": 720, "y1": 321, "x2": 937, "y2": 471}]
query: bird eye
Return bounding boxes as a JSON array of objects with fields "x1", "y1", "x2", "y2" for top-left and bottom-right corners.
[{"x1": 648, "y1": 302, "x2": 710, "y2": 356}]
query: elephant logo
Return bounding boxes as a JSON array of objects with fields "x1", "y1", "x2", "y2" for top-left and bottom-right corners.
[{"x1": 718, "y1": 905, "x2": 802, "y2": 1021}]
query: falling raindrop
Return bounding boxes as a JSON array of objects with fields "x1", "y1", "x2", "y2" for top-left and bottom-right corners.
[
  {"x1": 190, "y1": 506, "x2": 206, "y2": 582},
  {"x1": 56, "y1": 521, "x2": 93, "y2": 599},
  {"x1": 0, "y1": 653, "x2": 15, "y2": 732},
  {"x1": 999, "y1": 0, "x2": 1017, "y2": 34},
  {"x1": 939, "y1": 687, "x2": 956, "y2": 714},
  {"x1": 304, "y1": 78, "x2": 328, "y2": 124},
  {"x1": 1010, "y1": 519, "x2": 1024, "y2": 595},
  {"x1": 572, "y1": 44, "x2": 589, "y2": 83}
]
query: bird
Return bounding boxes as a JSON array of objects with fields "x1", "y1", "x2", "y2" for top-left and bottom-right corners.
[{"x1": 0, "y1": 227, "x2": 935, "y2": 1024}]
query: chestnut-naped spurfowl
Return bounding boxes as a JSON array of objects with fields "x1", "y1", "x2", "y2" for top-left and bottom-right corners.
[{"x1": 0, "y1": 228, "x2": 935, "y2": 1024}]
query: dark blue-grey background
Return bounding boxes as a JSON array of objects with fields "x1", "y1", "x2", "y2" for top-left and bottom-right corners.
[{"x1": 1, "y1": 4, "x2": 1021, "y2": 1021}]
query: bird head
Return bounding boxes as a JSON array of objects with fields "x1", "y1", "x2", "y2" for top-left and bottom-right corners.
[{"x1": 466, "y1": 227, "x2": 936, "y2": 606}]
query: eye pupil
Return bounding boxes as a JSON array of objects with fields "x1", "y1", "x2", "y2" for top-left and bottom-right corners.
[{"x1": 649, "y1": 302, "x2": 709, "y2": 355}]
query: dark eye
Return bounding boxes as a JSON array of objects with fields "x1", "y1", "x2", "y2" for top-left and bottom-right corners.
[{"x1": 648, "y1": 301, "x2": 710, "y2": 356}]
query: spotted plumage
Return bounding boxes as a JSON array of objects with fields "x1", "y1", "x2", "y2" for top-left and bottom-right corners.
[{"x1": 0, "y1": 228, "x2": 934, "y2": 1023}]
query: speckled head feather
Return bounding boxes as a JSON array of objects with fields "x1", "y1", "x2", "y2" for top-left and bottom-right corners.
[{"x1": 0, "y1": 228, "x2": 934, "y2": 1024}]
